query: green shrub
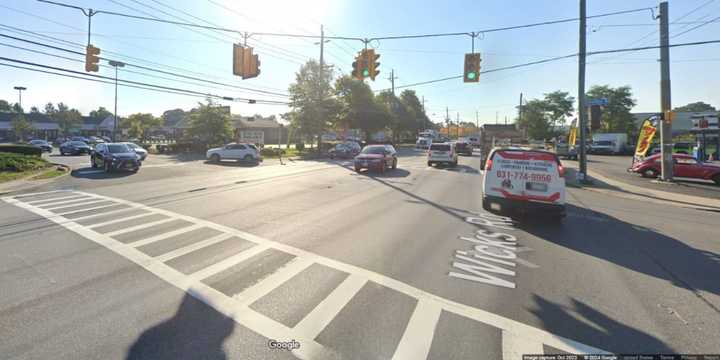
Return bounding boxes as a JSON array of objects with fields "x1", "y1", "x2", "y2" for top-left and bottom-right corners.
[
  {"x1": 0, "y1": 145, "x2": 42, "y2": 156},
  {"x1": 295, "y1": 142, "x2": 305, "y2": 152},
  {"x1": 260, "y1": 148, "x2": 285, "y2": 156},
  {"x1": 0, "y1": 152, "x2": 49, "y2": 172}
]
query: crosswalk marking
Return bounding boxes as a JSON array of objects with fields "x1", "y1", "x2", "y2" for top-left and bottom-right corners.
[
  {"x1": 189, "y1": 243, "x2": 271, "y2": 281},
  {"x1": 86, "y1": 212, "x2": 150, "y2": 229},
  {"x1": 127, "y1": 223, "x2": 203, "y2": 248},
  {"x1": 234, "y1": 257, "x2": 314, "y2": 306},
  {"x1": 44, "y1": 198, "x2": 108, "y2": 211},
  {"x1": 293, "y1": 273, "x2": 367, "y2": 339},
  {"x1": 55, "y1": 202, "x2": 118, "y2": 216},
  {"x1": 391, "y1": 299, "x2": 443, "y2": 360},
  {"x1": 103, "y1": 217, "x2": 177, "y2": 237},
  {"x1": 1, "y1": 189, "x2": 610, "y2": 359},
  {"x1": 27, "y1": 194, "x2": 89, "y2": 205},
  {"x1": 154, "y1": 233, "x2": 234, "y2": 263}
]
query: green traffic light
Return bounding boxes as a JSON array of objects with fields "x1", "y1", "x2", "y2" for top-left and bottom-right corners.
[
  {"x1": 362, "y1": 69, "x2": 370, "y2": 77},
  {"x1": 467, "y1": 72, "x2": 477, "y2": 80}
]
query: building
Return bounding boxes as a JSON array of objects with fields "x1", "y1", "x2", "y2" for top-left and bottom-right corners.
[
  {"x1": 0, "y1": 111, "x2": 115, "y2": 141},
  {"x1": 167, "y1": 111, "x2": 287, "y2": 145}
]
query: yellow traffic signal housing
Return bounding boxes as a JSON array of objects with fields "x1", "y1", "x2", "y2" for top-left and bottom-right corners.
[
  {"x1": 368, "y1": 49, "x2": 380, "y2": 81},
  {"x1": 85, "y1": 44, "x2": 100, "y2": 72},
  {"x1": 233, "y1": 44, "x2": 261, "y2": 79},
  {"x1": 233, "y1": 44, "x2": 245, "y2": 77},
  {"x1": 351, "y1": 49, "x2": 369, "y2": 80},
  {"x1": 463, "y1": 53, "x2": 481, "y2": 83}
]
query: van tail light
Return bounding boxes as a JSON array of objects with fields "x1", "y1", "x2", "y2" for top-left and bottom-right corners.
[
  {"x1": 485, "y1": 158, "x2": 493, "y2": 171},
  {"x1": 558, "y1": 165, "x2": 565, "y2": 178}
]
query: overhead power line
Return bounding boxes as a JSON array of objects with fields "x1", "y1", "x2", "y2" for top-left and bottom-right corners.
[
  {"x1": 36, "y1": 0, "x2": 654, "y2": 42},
  {"x1": 0, "y1": 56, "x2": 289, "y2": 105}
]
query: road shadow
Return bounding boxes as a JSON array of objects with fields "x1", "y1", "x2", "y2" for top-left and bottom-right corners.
[
  {"x1": 71, "y1": 166, "x2": 136, "y2": 179},
  {"x1": 521, "y1": 203, "x2": 720, "y2": 304},
  {"x1": 204, "y1": 160, "x2": 260, "y2": 168},
  {"x1": 352, "y1": 168, "x2": 411, "y2": 179},
  {"x1": 530, "y1": 294, "x2": 675, "y2": 353},
  {"x1": 431, "y1": 164, "x2": 479, "y2": 174},
  {"x1": 126, "y1": 293, "x2": 235, "y2": 360}
]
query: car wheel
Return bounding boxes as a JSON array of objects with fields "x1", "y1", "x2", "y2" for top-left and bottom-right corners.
[
  {"x1": 713, "y1": 174, "x2": 720, "y2": 186},
  {"x1": 243, "y1": 155, "x2": 255, "y2": 164},
  {"x1": 482, "y1": 198, "x2": 491, "y2": 211},
  {"x1": 131, "y1": 168, "x2": 139, "y2": 173},
  {"x1": 379, "y1": 163, "x2": 385, "y2": 174},
  {"x1": 392, "y1": 158, "x2": 397, "y2": 169},
  {"x1": 642, "y1": 168, "x2": 658, "y2": 178},
  {"x1": 210, "y1": 154, "x2": 221, "y2": 163},
  {"x1": 451, "y1": 160, "x2": 458, "y2": 167},
  {"x1": 91, "y1": 157, "x2": 97, "y2": 168},
  {"x1": 104, "y1": 160, "x2": 112, "y2": 173},
  {"x1": 427, "y1": 161, "x2": 432, "y2": 167},
  {"x1": 355, "y1": 166, "x2": 361, "y2": 172}
]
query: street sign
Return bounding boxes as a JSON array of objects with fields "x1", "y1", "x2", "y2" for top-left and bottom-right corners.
[{"x1": 588, "y1": 98, "x2": 608, "y2": 106}]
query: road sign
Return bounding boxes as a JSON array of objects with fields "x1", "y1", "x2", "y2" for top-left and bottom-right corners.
[{"x1": 588, "y1": 98, "x2": 608, "y2": 106}]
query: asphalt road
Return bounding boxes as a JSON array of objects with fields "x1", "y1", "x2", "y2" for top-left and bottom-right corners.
[
  {"x1": 1, "y1": 148, "x2": 719, "y2": 359},
  {"x1": 571, "y1": 154, "x2": 720, "y2": 199}
]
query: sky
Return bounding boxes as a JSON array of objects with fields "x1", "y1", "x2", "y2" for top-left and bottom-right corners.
[{"x1": 1, "y1": 0, "x2": 719, "y2": 126}]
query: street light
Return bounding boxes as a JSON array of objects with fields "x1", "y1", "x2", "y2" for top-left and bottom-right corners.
[
  {"x1": 108, "y1": 60, "x2": 125, "y2": 142},
  {"x1": 13, "y1": 86, "x2": 27, "y2": 111}
]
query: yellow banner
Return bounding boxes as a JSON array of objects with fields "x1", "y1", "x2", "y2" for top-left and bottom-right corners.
[
  {"x1": 568, "y1": 121, "x2": 577, "y2": 146},
  {"x1": 634, "y1": 118, "x2": 657, "y2": 157}
]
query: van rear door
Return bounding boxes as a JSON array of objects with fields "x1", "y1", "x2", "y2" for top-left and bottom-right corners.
[{"x1": 485, "y1": 150, "x2": 564, "y2": 204}]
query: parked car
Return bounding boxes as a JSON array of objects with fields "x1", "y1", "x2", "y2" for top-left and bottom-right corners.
[
  {"x1": 87, "y1": 136, "x2": 105, "y2": 145},
  {"x1": 101, "y1": 136, "x2": 112, "y2": 142},
  {"x1": 482, "y1": 147, "x2": 566, "y2": 219},
  {"x1": 630, "y1": 153, "x2": 720, "y2": 184},
  {"x1": 71, "y1": 136, "x2": 89, "y2": 143},
  {"x1": 206, "y1": 142, "x2": 262, "y2": 164},
  {"x1": 329, "y1": 142, "x2": 361, "y2": 159},
  {"x1": 455, "y1": 141, "x2": 473, "y2": 156},
  {"x1": 354, "y1": 144, "x2": 397, "y2": 173},
  {"x1": 91, "y1": 143, "x2": 141, "y2": 173},
  {"x1": 29, "y1": 139, "x2": 52, "y2": 153},
  {"x1": 123, "y1": 142, "x2": 148, "y2": 161},
  {"x1": 59, "y1": 141, "x2": 92, "y2": 155},
  {"x1": 427, "y1": 142, "x2": 458, "y2": 167}
]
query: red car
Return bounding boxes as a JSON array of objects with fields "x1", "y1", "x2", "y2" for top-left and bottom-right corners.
[
  {"x1": 353, "y1": 145, "x2": 397, "y2": 173},
  {"x1": 631, "y1": 153, "x2": 720, "y2": 185}
]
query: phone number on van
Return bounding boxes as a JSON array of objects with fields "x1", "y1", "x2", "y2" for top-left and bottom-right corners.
[{"x1": 495, "y1": 171, "x2": 551, "y2": 183}]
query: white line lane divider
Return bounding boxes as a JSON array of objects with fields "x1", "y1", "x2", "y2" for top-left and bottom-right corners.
[
  {"x1": 2, "y1": 190, "x2": 610, "y2": 359},
  {"x1": 44, "y1": 198, "x2": 109, "y2": 211},
  {"x1": 154, "y1": 233, "x2": 234, "y2": 263},
  {"x1": 86, "y1": 212, "x2": 151, "y2": 229},
  {"x1": 103, "y1": 217, "x2": 177, "y2": 237}
]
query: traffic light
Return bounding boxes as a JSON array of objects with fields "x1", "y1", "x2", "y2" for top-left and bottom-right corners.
[
  {"x1": 463, "y1": 53, "x2": 481, "y2": 83},
  {"x1": 368, "y1": 49, "x2": 380, "y2": 81},
  {"x1": 351, "y1": 49, "x2": 369, "y2": 80},
  {"x1": 233, "y1": 44, "x2": 261, "y2": 79},
  {"x1": 85, "y1": 44, "x2": 100, "y2": 72}
]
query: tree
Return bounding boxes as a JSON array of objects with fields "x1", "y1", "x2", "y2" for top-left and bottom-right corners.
[
  {"x1": 11, "y1": 114, "x2": 33, "y2": 141},
  {"x1": 543, "y1": 90, "x2": 574, "y2": 133},
  {"x1": 12, "y1": 103, "x2": 23, "y2": 113},
  {"x1": 0, "y1": 99, "x2": 11, "y2": 112},
  {"x1": 516, "y1": 99, "x2": 552, "y2": 139},
  {"x1": 89, "y1": 106, "x2": 113, "y2": 119},
  {"x1": 121, "y1": 113, "x2": 162, "y2": 140},
  {"x1": 30, "y1": 106, "x2": 40, "y2": 114},
  {"x1": 335, "y1": 75, "x2": 387, "y2": 142},
  {"x1": 54, "y1": 102, "x2": 82, "y2": 136},
  {"x1": 287, "y1": 60, "x2": 338, "y2": 150},
  {"x1": 188, "y1": 98, "x2": 233, "y2": 146},
  {"x1": 586, "y1": 85, "x2": 637, "y2": 135},
  {"x1": 400, "y1": 90, "x2": 430, "y2": 133},
  {"x1": 376, "y1": 91, "x2": 404, "y2": 142},
  {"x1": 673, "y1": 101, "x2": 716, "y2": 113}
]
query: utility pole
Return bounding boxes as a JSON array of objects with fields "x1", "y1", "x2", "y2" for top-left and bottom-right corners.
[
  {"x1": 445, "y1": 106, "x2": 450, "y2": 138},
  {"x1": 495, "y1": 111, "x2": 499, "y2": 124},
  {"x1": 387, "y1": 69, "x2": 398, "y2": 95},
  {"x1": 505, "y1": 116, "x2": 508, "y2": 125},
  {"x1": 659, "y1": 1, "x2": 674, "y2": 181},
  {"x1": 476, "y1": 111, "x2": 479, "y2": 129},
  {"x1": 519, "y1": 92, "x2": 525, "y2": 138},
  {"x1": 109, "y1": 60, "x2": 125, "y2": 142},
  {"x1": 456, "y1": 112, "x2": 460, "y2": 139},
  {"x1": 318, "y1": 25, "x2": 325, "y2": 152},
  {"x1": 577, "y1": 0, "x2": 589, "y2": 182}
]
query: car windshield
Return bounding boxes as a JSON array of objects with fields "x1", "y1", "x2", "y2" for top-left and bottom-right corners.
[
  {"x1": 126, "y1": 143, "x2": 139, "y2": 149},
  {"x1": 360, "y1": 146, "x2": 385, "y2": 154},
  {"x1": 430, "y1": 144, "x2": 450, "y2": 151},
  {"x1": 30, "y1": 140, "x2": 45, "y2": 144},
  {"x1": 107, "y1": 144, "x2": 131, "y2": 153}
]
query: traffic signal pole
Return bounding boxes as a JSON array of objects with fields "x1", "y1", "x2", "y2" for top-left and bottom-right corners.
[
  {"x1": 577, "y1": 0, "x2": 589, "y2": 182},
  {"x1": 659, "y1": 1, "x2": 674, "y2": 181}
]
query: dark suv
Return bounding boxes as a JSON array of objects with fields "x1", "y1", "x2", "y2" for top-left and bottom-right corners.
[{"x1": 91, "y1": 143, "x2": 141, "y2": 173}]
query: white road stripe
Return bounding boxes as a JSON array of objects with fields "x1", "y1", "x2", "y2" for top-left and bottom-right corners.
[
  {"x1": 127, "y1": 223, "x2": 203, "y2": 248},
  {"x1": 103, "y1": 217, "x2": 177, "y2": 237},
  {"x1": 27, "y1": 194, "x2": 88, "y2": 205},
  {"x1": 35, "y1": 196, "x2": 96, "y2": 208},
  {"x1": 189, "y1": 244, "x2": 270, "y2": 281},
  {"x1": 55, "y1": 202, "x2": 120, "y2": 216},
  {"x1": 391, "y1": 299, "x2": 442, "y2": 360},
  {"x1": 234, "y1": 257, "x2": 314, "y2": 307},
  {"x1": 69, "y1": 206, "x2": 137, "y2": 222},
  {"x1": 293, "y1": 273, "x2": 367, "y2": 339},
  {"x1": 11, "y1": 190, "x2": 70, "y2": 199},
  {"x1": 44, "y1": 198, "x2": 109, "y2": 211},
  {"x1": 154, "y1": 233, "x2": 234, "y2": 263},
  {"x1": 4, "y1": 190, "x2": 609, "y2": 356},
  {"x1": 86, "y1": 212, "x2": 151, "y2": 229},
  {"x1": 502, "y1": 330, "x2": 544, "y2": 360}
]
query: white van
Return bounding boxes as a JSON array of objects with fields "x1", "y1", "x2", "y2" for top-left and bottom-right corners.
[
  {"x1": 427, "y1": 142, "x2": 458, "y2": 167},
  {"x1": 482, "y1": 147, "x2": 566, "y2": 219}
]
